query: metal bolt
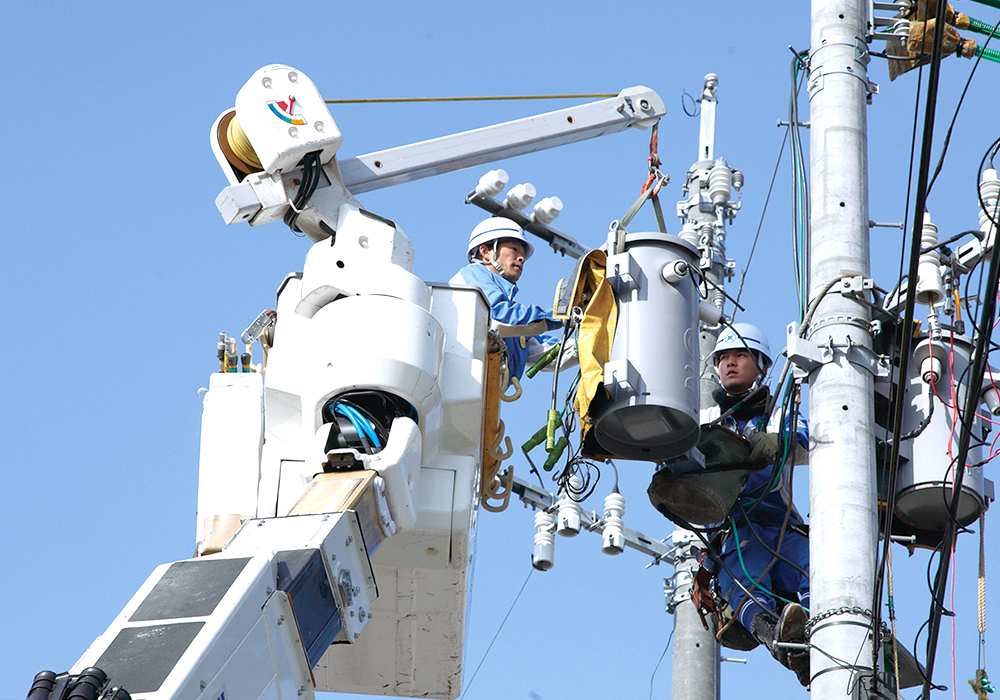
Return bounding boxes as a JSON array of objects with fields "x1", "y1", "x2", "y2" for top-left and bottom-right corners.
[
  {"x1": 200, "y1": 681, "x2": 207, "y2": 690},
  {"x1": 297, "y1": 686, "x2": 306, "y2": 696},
  {"x1": 359, "y1": 608, "x2": 367, "y2": 621},
  {"x1": 277, "y1": 615, "x2": 285, "y2": 625},
  {"x1": 330, "y1": 553, "x2": 337, "y2": 561},
  {"x1": 350, "y1": 610, "x2": 355, "y2": 617},
  {"x1": 640, "y1": 99, "x2": 650, "y2": 110},
  {"x1": 345, "y1": 536, "x2": 353, "y2": 546}
]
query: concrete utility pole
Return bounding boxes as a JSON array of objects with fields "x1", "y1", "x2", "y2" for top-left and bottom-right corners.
[
  {"x1": 806, "y1": 1, "x2": 879, "y2": 698},
  {"x1": 670, "y1": 73, "x2": 731, "y2": 700}
]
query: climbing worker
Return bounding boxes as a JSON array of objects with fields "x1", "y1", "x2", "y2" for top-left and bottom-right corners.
[
  {"x1": 451, "y1": 216, "x2": 575, "y2": 380},
  {"x1": 686, "y1": 323, "x2": 811, "y2": 685}
]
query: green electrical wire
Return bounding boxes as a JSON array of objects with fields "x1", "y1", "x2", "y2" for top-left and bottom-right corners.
[
  {"x1": 975, "y1": 44, "x2": 1000, "y2": 63},
  {"x1": 967, "y1": 0, "x2": 1000, "y2": 12},
  {"x1": 730, "y1": 516, "x2": 799, "y2": 606}
]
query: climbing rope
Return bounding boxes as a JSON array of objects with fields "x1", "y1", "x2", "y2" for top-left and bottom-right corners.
[
  {"x1": 887, "y1": 543, "x2": 902, "y2": 700},
  {"x1": 979, "y1": 512, "x2": 987, "y2": 639}
]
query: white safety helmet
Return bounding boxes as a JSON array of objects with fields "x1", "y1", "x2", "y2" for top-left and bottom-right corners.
[
  {"x1": 712, "y1": 322, "x2": 772, "y2": 367},
  {"x1": 466, "y1": 217, "x2": 535, "y2": 263}
]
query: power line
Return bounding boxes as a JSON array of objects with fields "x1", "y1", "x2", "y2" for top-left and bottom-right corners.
[{"x1": 325, "y1": 93, "x2": 616, "y2": 105}]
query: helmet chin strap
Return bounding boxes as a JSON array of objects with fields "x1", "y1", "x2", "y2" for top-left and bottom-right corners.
[{"x1": 489, "y1": 240, "x2": 507, "y2": 278}]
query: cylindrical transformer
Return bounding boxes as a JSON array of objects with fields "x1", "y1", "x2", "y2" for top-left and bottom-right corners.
[
  {"x1": 593, "y1": 233, "x2": 700, "y2": 461},
  {"x1": 894, "y1": 335, "x2": 987, "y2": 530}
]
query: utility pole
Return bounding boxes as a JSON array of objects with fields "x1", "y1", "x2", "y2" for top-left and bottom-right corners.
[
  {"x1": 669, "y1": 73, "x2": 734, "y2": 700},
  {"x1": 806, "y1": 1, "x2": 879, "y2": 698}
]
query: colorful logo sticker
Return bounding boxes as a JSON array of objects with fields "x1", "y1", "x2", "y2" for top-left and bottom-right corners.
[{"x1": 267, "y1": 95, "x2": 306, "y2": 125}]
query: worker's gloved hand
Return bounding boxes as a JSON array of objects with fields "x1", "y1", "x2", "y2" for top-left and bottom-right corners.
[{"x1": 749, "y1": 432, "x2": 780, "y2": 463}]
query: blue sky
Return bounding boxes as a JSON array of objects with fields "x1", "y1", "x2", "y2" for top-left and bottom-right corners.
[{"x1": 3, "y1": 2, "x2": 999, "y2": 699}]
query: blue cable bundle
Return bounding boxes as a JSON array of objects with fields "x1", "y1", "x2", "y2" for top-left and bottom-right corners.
[{"x1": 334, "y1": 402, "x2": 382, "y2": 449}]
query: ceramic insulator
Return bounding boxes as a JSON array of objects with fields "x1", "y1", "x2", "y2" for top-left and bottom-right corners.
[
  {"x1": 533, "y1": 511, "x2": 556, "y2": 570},
  {"x1": 915, "y1": 212, "x2": 944, "y2": 305},
  {"x1": 556, "y1": 475, "x2": 582, "y2": 537},
  {"x1": 601, "y1": 491, "x2": 625, "y2": 555},
  {"x1": 708, "y1": 160, "x2": 732, "y2": 207},
  {"x1": 979, "y1": 169, "x2": 1000, "y2": 248}
]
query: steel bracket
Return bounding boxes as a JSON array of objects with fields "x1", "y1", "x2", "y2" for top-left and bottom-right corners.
[
  {"x1": 808, "y1": 36, "x2": 877, "y2": 100},
  {"x1": 787, "y1": 322, "x2": 889, "y2": 378},
  {"x1": 836, "y1": 274, "x2": 875, "y2": 295},
  {"x1": 663, "y1": 569, "x2": 695, "y2": 612}
]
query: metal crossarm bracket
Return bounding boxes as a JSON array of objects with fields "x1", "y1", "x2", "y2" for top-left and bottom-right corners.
[{"x1": 510, "y1": 476, "x2": 675, "y2": 563}]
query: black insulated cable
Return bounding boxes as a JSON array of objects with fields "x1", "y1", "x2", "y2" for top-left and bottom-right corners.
[
  {"x1": 874, "y1": 3, "x2": 954, "y2": 693},
  {"x1": 27, "y1": 671, "x2": 57, "y2": 700},
  {"x1": 284, "y1": 151, "x2": 323, "y2": 234}
]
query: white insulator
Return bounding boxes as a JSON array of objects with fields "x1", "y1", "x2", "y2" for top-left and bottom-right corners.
[
  {"x1": 915, "y1": 212, "x2": 944, "y2": 306},
  {"x1": 982, "y1": 383, "x2": 1000, "y2": 416},
  {"x1": 731, "y1": 169, "x2": 744, "y2": 190},
  {"x1": 531, "y1": 196, "x2": 563, "y2": 225},
  {"x1": 698, "y1": 299, "x2": 724, "y2": 326},
  {"x1": 661, "y1": 260, "x2": 690, "y2": 284},
  {"x1": 679, "y1": 221, "x2": 699, "y2": 247},
  {"x1": 532, "y1": 511, "x2": 556, "y2": 570},
  {"x1": 556, "y1": 474, "x2": 582, "y2": 537},
  {"x1": 712, "y1": 285, "x2": 725, "y2": 308},
  {"x1": 979, "y1": 169, "x2": 1000, "y2": 251},
  {"x1": 601, "y1": 491, "x2": 626, "y2": 555},
  {"x1": 708, "y1": 159, "x2": 732, "y2": 207},
  {"x1": 504, "y1": 182, "x2": 536, "y2": 211},
  {"x1": 475, "y1": 169, "x2": 509, "y2": 198},
  {"x1": 921, "y1": 354, "x2": 943, "y2": 384}
]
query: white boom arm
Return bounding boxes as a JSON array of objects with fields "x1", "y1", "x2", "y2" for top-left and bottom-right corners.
[
  {"x1": 212, "y1": 65, "x2": 664, "y2": 246},
  {"x1": 338, "y1": 86, "x2": 664, "y2": 193}
]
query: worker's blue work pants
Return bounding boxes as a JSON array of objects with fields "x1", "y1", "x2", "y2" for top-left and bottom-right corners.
[{"x1": 715, "y1": 520, "x2": 810, "y2": 632}]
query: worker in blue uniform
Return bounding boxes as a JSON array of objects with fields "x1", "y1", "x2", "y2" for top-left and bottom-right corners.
[
  {"x1": 451, "y1": 217, "x2": 572, "y2": 380},
  {"x1": 703, "y1": 323, "x2": 811, "y2": 687}
]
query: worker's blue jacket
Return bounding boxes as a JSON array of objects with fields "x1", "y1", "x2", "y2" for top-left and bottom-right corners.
[{"x1": 451, "y1": 262, "x2": 562, "y2": 380}]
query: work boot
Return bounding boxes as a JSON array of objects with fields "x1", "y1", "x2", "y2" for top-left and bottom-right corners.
[
  {"x1": 750, "y1": 611, "x2": 788, "y2": 667},
  {"x1": 776, "y1": 603, "x2": 810, "y2": 686}
]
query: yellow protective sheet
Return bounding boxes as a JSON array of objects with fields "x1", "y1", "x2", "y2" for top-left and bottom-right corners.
[{"x1": 552, "y1": 249, "x2": 617, "y2": 445}]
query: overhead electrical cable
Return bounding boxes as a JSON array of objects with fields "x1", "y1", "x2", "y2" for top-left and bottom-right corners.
[
  {"x1": 648, "y1": 629, "x2": 674, "y2": 700},
  {"x1": 458, "y1": 567, "x2": 534, "y2": 700},
  {"x1": 876, "y1": 1, "x2": 951, "y2": 691},
  {"x1": 325, "y1": 93, "x2": 617, "y2": 105},
  {"x1": 926, "y1": 18, "x2": 1000, "y2": 195},
  {"x1": 735, "y1": 124, "x2": 789, "y2": 310}
]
